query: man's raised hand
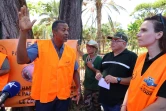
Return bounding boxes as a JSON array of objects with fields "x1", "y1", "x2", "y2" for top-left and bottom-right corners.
[{"x1": 18, "y1": 5, "x2": 36, "y2": 31}]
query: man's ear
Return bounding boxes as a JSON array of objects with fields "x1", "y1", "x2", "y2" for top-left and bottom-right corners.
[
  {"x1": 123, "y1": 42, "x2": 127, "y2": 46},
  {"x1": 52, "y1": 30, "x2": 56, "y2": 36}
]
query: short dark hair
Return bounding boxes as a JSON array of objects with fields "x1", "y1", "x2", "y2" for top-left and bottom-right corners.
[
  {"x1": 144, "y1": 14, "x2": 166, "y2": 53},
  {"x1": 52, "y1": 20, "x2": 66, "y2": 31}
]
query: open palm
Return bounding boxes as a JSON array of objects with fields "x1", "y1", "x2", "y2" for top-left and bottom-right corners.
[{"x1": 19, "y1": 5, "x2": 36, "y2": 31}]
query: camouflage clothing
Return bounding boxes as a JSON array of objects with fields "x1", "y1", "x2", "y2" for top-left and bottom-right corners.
[
  {"x1": 69, "y1": 94, "x2": 85, "y2": 111},
  {"x1": 83, "y1": 89, "x2": 101, "y2": 111}
]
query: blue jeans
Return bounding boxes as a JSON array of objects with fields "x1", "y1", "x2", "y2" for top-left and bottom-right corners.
[
  {"x1": 102, "y1": 103, "x2": 121, "y2": 111},
  {"x1": 35, "y1": 97, "x2": 71, "y2": 111}
]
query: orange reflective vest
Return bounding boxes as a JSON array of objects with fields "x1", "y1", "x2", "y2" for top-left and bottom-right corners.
[
  {"x1": 31, "y1": 40, "x2": 76, "y2": 103},
  {"x1": 127, "y1": 53, "x2": 166, "y2": 111},
  {"x1": 0, "y1": 53, "x2": 9, "y2": 90}
]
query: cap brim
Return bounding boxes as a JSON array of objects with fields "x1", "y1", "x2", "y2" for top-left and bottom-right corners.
[
  {"x1": 107, "y1": 36, "x2": 113, "y2": 39},
  {"x1": 86, "y1": 43, "x2": 94, "y2": 46},
  {"x1": 107, "y1": 36, "x2": 121, "y2": 40}
]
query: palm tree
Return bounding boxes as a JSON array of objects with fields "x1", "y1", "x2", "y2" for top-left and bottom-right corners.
[
  {"x1": 82, "y1": 0, "x2": 126, "y2": 53},
  {"x1": 39, "y1": 0, "x2": 59, "y2": 26}
]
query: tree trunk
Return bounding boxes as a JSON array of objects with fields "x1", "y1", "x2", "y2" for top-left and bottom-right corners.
[
  {"x1": 0, "y1": 0, "x2": 33, "y2": 39},
  {"x1": 96, "y1": 0, "x2": 102, "y2": 54},
  {"x1": 59, "y1": 0, "x2": 83, "y2": 44},
  {"x1": 59, "y1": 0, "x2": 83, "y2": 110}
]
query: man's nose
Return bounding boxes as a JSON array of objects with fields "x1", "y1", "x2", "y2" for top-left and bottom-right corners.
[{"x1": 65, "y1": 30, "x2": 69, "y2": 35}]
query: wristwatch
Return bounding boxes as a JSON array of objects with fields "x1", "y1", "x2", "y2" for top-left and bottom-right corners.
[{"x1": 117, "y1": 77, "x2": 121, "y2": 84}]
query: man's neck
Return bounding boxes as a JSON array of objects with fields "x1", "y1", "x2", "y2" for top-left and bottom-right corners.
[
  {"x1": 113, "y1": 48, "x2": 126, "y2": 56},
  {"x1": 52, "y1": 39, "x2": 63, "y2": 50}
]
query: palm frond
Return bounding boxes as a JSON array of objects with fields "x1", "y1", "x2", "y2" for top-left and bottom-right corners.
[
  {"x1": 39, "y1": 13, "x2": 49, "y2": 16},
  {"x1": 108, "y1": 15, "x2": 115, "y2": 33},
  {"x1": 84, "y1": 14, "x2": 93, "y2": 27},
  {"x1": 107, "y1": 4, "x2": 120, "y2": 14},
  {"x1": 39, "y1": 18, "x2": 50, "y2": 25}
]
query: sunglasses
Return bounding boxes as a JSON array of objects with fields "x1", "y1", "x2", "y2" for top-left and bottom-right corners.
[{"x1": 157, "y1": 13, "x2": 166, "y2": 29}]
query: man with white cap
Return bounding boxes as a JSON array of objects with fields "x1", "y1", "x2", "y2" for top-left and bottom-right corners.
[
  {"x1": 78, "y1": 40, "x2": 102, "y2": 111},
  {"x1": 95, "y1": 32, "x2": 137, "y2": 111}
]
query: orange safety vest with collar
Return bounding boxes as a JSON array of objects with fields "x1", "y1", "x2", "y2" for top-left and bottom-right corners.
[
  {"x1": 31, "y1": 40, "x2": 76, "y2": 103},
  {"x1": 0, "y1": 53, "x2": 9, "y2": 90},
  {"x1": 127, "y1": 53, "x2": 166, "y2": 111}
]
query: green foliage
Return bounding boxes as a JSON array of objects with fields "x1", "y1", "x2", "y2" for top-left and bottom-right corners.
[
  {"x1": 32, "y1": 24, "x2": 50, "y2": 39},
  {"x1": 153, "y1": 0, "x2": 166, "y2": 8},
  {"x1": 82, "y1": 27, "x2": 97, "y2": 41},
  {"x1": 27, "y1": 1, "x2": 44, "y2": 16},
  {"x1": 131, "y1": 0, "x2": 166, "y2": 19},
  {"x1": 82, "y1": 21, "x2": 125, "y2": 54},
  {"x1": 127, "y1": 19, "x2": 143, "y2": 54},
  {"x1": 134, "y1": 3, "x2": 152, "y2": 12},
  {"x1": 27, "y1": 0, "x2": 59, "y2": 39},
  {"x1": 126, "y1": 0, "x2": 166, "y2": 54},
  {"x1": 38, "y1": 0, "x2": 59, "y2": 25}
]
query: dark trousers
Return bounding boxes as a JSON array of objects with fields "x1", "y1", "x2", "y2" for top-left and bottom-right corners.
[
  {"x1": 35, "y1": 98, "x2": 71, "y2": 111},
  {"x1": 102, "y1": 103, "x2": 121, "y2": 111}
]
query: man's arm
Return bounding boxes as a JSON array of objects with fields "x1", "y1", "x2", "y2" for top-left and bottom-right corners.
[
  {"x1": 73, "y1": 70, "x2": 81, "y2": 90},
  {"x1": 105, "y1": 75, "x2": 131, "y2": 85},
  {"x1": 0, "y1": 70, "x2": 9, "y2": 76},
  {"x1": 142, "y1": 97, "x2": 166, "y2": 111},
  {"x1": 73, "y1": 70, "x2": 81, "y2": 104},
  {"x1": 0, "y1": 58, "x2": 10, "y2": 76},
  {"x1": 119, "y1": 77, "x2": 131, "y2": 85},
  {"x1": 17, "y1": 31, "x2": 30, "y2": 64},
  {"x1": 117, "y1": 52, "x2": 137, "y2": 85},
  {"x1": 73, "y1": 61, "x2": 81, "y2": 91},
  {"x1": 17, "y1": 5, "x2": 36, "y2": 64}
]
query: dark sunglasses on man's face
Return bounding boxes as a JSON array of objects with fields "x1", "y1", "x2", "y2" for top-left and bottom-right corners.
[{"x1": 157, "y1": 13, "x2": 166, "y2": 29}]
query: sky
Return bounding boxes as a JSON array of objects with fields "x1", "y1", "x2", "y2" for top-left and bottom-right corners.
[
  {"x1": 26, "y1": 0, "x2": 156, "y2": 29},
  {"x1": 108, "y1": 0, "x2": 155, "y2": 29}
]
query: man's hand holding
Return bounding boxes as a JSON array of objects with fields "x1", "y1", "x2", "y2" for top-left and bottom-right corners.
[
  {"x1": 105, "y1": 75, "x2": 117, "y2": 84},
  {"x1": 95, "y1": 71, "x2": 103, "y2": 80}
]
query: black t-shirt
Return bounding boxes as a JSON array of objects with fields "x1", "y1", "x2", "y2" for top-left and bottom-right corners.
[
  {"x1": 141, "y1": 52, "x2": 166, "y2": 98},
  {"x1": 99, "y1": 49, "x2": 137, "y2": 106}
]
